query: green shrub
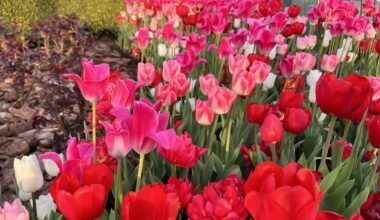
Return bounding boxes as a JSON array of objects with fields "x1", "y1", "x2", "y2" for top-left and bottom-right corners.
[{"x1": 0, "y1": 0, "x2": 40, "y2": 30}]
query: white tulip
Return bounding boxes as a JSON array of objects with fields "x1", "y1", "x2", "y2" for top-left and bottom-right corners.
[
  {"x1": 263, "y1": 73, "x2": 277, "y2": 89},
  {"x1": 175, "y1": 98, "x2": 196, "y2": 112},
  {"x1": 322, "y1": 30, "x2": 332, "y2": 48},
  {"x1": 14, "y1": 154, "x2": 44, "y2": 193},
  {"x1": 306, "y1": 70, "x2": 322, "y2": 86},
  {"x1": 233, "y1": 19, "x2": 241, "y2": 28},
  {"x1": 150, "y1": 88, "x2": 156, "y2": 97},
  {"x1": 18, "y1": 189, "x2": 32, "y2": 201},
  {"x1": 308, "y1": 84, "x2": 316, "y2": 103},
  {"x1": 189, "y1": 79, "x2": 197, "y2": 92},
  {"x1": 244, "y1": 43, "x2": 255, "y2": 56},
  {"x1": 41, "y1": 154, "x2": 64, "y2": 177},
  {"x1": 318, "y1": 113, "x2": 327, "y2": 123},
  {"x1": 158, "y1": 44, "x2": 167, "y2": 57},
  {"x1": 269, "y1": 45, "x2": 277, "y2": 60},
  {"x1": 31, "y1": 194, "x2": 56, "y2": 220}
]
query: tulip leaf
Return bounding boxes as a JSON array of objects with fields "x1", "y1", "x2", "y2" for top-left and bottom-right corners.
[
  {"x1": 225, "y1": 165, "x2": 242, "y2": 177},
  {"x1": 321, "y1": 179, "x2": 355, "y2": 212},
  {"x1": 297, "y1": 153, "x2": 308, "y2": 168},
  {"x1": 319, "y1": 162, "x2": 344, "y2": 191},
  {"x1": 344, "y1": 186, "x2": 370, "y2": 218}
]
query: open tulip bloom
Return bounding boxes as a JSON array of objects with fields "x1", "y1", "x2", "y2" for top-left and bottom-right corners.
[{"x1": 8, "y1": 0, "x2": 380, "y2": 219}]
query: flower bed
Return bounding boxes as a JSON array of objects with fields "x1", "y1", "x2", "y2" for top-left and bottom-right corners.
[{"x1": 3, "y1": 0, "x2": 380, "y2": 219}]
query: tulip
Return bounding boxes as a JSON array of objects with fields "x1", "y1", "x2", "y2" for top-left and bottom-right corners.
[
  {"x1": 232, "y1": 70, "x2": 256, "y2": 96},
  {"x1": 245, "y1": 162, "x2": 324, "y2": 220},
  {"x1": 170, "y1": 73, "x2": 190, "y2": 97},
  {"x1": 249, "y1": 60, "x2": 271, "y2": 83},
  {"x1": 307, "y1": 35, "x2": 317, "y2": 49},
  {"x1": 121, "y1": 184, "x2": 179, "y2": 220},
  {"x1": 31, "y1": 194, "x2": 56, "y2": 220},
  {"x1": 217, "y1": 37, "x2": 236, "y2": 59},
  {"x1": 260, "y1": 114, "x2": 283, "y2": 144},
  {"x1": 64, "y1": 58, "x2": 110, "y2": 102},
  {"x1": 14, "y1": 154, "x2": 44, "y2": 193},
  {"x1": 263, "y1": 72, "x2": 277, "y2": 89},
  {"x1": 296, "y1": 37, "x2": 308, "y2": 50},
  {"x1": 82, "y1": 164, "x2": 114, "y2": 197},
  {"x1": 228, "y1": 54, "x2": 249, "y2": 75},
  {"x1": 199, "y1": 74, "x2": 218, "y2": 96},
  {"x1": 294, "y1": 52, "x2": 316, "y2": 73},
  {"x1": 321, "y1": 54, "x2": 339, "y2": 72},
  {"x1": 162, "y1": 60, "x2": 181, "y2": 82},
  {"x1": 246, "y1": 103, "x2": 271, "y2": 125},
  {"x1": 279, "y1": 56, "x2": 294, "y2": 78},
  {"x1": 156, "y1": 83, "x2": 177, "y2": 107},
  {"x1": 187, "y1": 175, "x2": 248, "y2": 219},
  {"x1": 368, "y1": 115, "x2": 380, "y2": 148},
  {"x1": 309, "y1": 84, "x2": 317, "y2": 103},
  {"x1": 158, "y1": 133, "x2": 207, "y2": 168},
  {"x1": 164, "y1": 177, "x2": 195, "y2": 208},
  {"x1": 255, "y1": 29, "x2": 277, "y2": 55},
  {"x1": 0, "y1": 199, "x2": 29, "y2": 220},
  {"x1": 137, "y1": 62, "x2": 156, "y2": 86},
  {"x1": 287, "y1": 4, "x2": 301, "y2": 17},
  {"x1": 110, "y1": 79, "x2": 130, "y2": 107},
  {"x1": 322, "y1": 29, "x2": 332, "y2": 47},
  {"x1": 184, "y1": 32, "x2": 206, "y2": 55},
  {"x1": 157, "y1": 43, "x2": 167, "y2": 57},
  {"x1": 102, "y1": 118, "x2": 132, "y2": 158},
  {"x1": 40, "y1": 153, "x2": 64, "y2": 177},
  {"x1": 195, "y1": 100, "x2": 215, "y2": 125},
  {"x1": 130, "y1": 27, "x2": 152, "y2": 49},
  {"x1": 284, "y1": 108, "x2": 312, "y2": 134},
  {"x1": 360, "y1": 192, "x2": 380, "y2": 220},
  {"x1": 18, "y1": 189, "x2": 32, "y2": 202},
  {"x1": 306, "y1": 69, "x2": 322, "y2": 86},
  {"x1": 209, "y1": 87, "x2": 237, "y2": 115},
  {"x1": 176, "y1": 50, "x2": 205, "y2": 73},
  {"x1": 316, "y1": 73, "x2": 372, "y2": 121},
  {"x1": 279, "y1": 89, "x2": 306, "y2": 112}
]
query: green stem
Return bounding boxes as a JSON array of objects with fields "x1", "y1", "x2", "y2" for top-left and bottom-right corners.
[
  {"x1": 369, "y1": 150, "x2": 380, "y2": 190},
  {"x1": 115, "y1": 159, "x2": 122, "y2": 212},
  {"x1": 136, "y1": 153, "x2": 145, "y2": 191},
  {"x1": 334, "y1": 121, "x2": 351, "y2": 168},
  {"x1": 207, "y1": 115, "x2": 220, "y2": 159},
  {"x1": 318, "y1": 116, "x2": 337, "y2": 172},
  {"x1": 224, "y1": 117, "x2": 233, "y2": 163},
  {"x1": 92, "y1": 101, "x2": 97, "y2": 163},
  {"x1": 270, "y1": 143, "x2": 278, "y2": 163},
  {"x1": 171, "y1": 164, "x2": 177, "y2": 177},
  {"x1": 32, "y1": 193, "x2": 38, "y2": 220}
]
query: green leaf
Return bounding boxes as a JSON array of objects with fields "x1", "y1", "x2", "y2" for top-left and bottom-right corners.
[
  {"x1": 320, "y1": 162, "x2": 344, "y2": 191},
  {"x1": 344, "y1": 186, "x2": 370, "y2": 218},
  {"x1": 225, "y1": 165, "x2": 242, "y2": 177},
  {"x1": 297, "y1": 153, "x2": 308, "y2": 168},
  {"x1": 321, "y1": 179, "x2": 355, "y2": 212}
]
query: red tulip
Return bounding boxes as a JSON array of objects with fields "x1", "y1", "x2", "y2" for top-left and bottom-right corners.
[
  {"x1": 50, "y1": 173, "x2": 81, "y2": 202},
  {"x1": 64, "y1": 58, "x2": 110, "y2": 102},
  {"x1": 157, "y1": 133, "x2": 207, "y2": 168},
  {"x1": 82, "y1": 164, "x2": 113, "y2": 197},
  {"x1": 287, "y1": 5, "x2": 301, "y2": 18},
  {"x1": 316, "y1": 73, "x2": 372, "y2": 122},
  {"x1": 293, "y1": 22, "x2": 305, "y2": 35},
  {"x1": 284, "y1": 108, "x2": 312, "y2": 134},
  {"x1": 260, "y1": 114, "x2": 283, "y2": 144},
  {"x1": 121, "y1": 184, "x2": 179, "y2": 220},
  {"x1": 244, "y1": 162, "x2": 324, "y2": 220},
  {"x1": 176, "y1": 5, "x2": 189, "y2": 17},
  {"x1": 360, "y1": 192, "x2": 380, "y2": 220},
  {"x1": 279, "y1": 89, "x2": 306, "y2": 112},
  {"x1": 187, "y1": 175, "x2": 248, "y2": 219},
  {"x1": 316, "y1": 210, "x2": 345, "y2": 220},
  {"x1": 246, "y1": 103, "x2": 271, "y2": 125},
  {"x1": 164, "y1": 177, "x2": 195, "y2": 208},
  {"x1": 375, "y1": 38, "x2": 380, "y2": 54},
  {"x1": 368, "y1": 115, "x2": 380, "y2": 148},
  {"x1": 350, "y1": 213, "x2": 365, "y2": 220}
]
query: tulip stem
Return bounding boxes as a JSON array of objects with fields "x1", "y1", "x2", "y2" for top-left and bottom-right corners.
[
  {"x1": 32, "y1": 193, "x2": 38, "y2": 220},
  {"x1": 368, "y1": 149, "x2": 380, "y2": 190},
  {"x1": 92, "y1": 101, "x2": 97, "y2": 163},
  {"x1": 270, "y1": 143, "x2": 278, "y2": 163},
  {"x1": 136, "y1": 153, "x2": 145, "y2": 191},
  {"x1": 207, "y1": 115, "x2": 220, "y2": 159},
  {"x1": 318, "y1": 116, "x2": 337, "y2": 172},
  {"x1": 224, "y1": 117, "x2": 233, "y2": 163},
  {"x1": 115, "y1": 159, "x2": 123, "y2": 212},
  {"x1": 333, "y1": 121, "x2": 351, "y2": 168},
  {"x1": 171, "y1": 164, "x2": 177, "y2": 177}
]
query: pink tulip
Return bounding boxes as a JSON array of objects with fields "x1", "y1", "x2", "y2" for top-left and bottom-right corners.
[
  {"x1": 321, "y1": 54, "x2": 339, "y2": 72},
  {"x1": 110, "y1": 80, "x2": 130, "y2": 107},
  {"x1": 228, "y1": 54, "x2": 249, "y2": 75},
  {"x1": 271, "y1": 12, "x2": 286, "y2": 33},
  {"x1": 184, "y1": 33, "x2": 206, "y2": 55},
  {"x1": 102, "y1": 119, "x2": 131, "y2": 158},
  {"x1": 232, "y1": 70, "x2": 256, "y2": 96},
  {"x1": 195, "y1": 100, "x2": 215, "y2": 126},
  {"x1": 212, "y1": 12, "x2": 228, "y2": 34},
  {"x1": 110, "y1": 101, "x2": 176, "y2": 154},
  {"x1": 163, "y1": 60, "x2": 181, "y2": 82},
  {"x1": 64, "y1": 58, "x2": 110, "y2": 102},
  {"x1": 156, "y1": 83, "x2": 177, "y2": 107},
  {"x1": 176, "y1": 50, "x2": 205, "y2": 73},
  {"x1": 199, "y1": 74, "x2": 218, "y2": 96},
  {"x1": 307, "y1": 35, "x2": 317, "y2": 49},
  {"x1": 279, "y1": 56, "x2": 294, "y2": 78},
  {"x1": 0, "y1": 199, "x2": 29, "y2": 220},
  {"x1": 170, "y1": 73, "x2": 190, "y2": 97},
  {"x1": 197, "y1": 14, "x2": 213, "y2": 35},
  {"x1": 367, "y1": 76, "x2": 380, "y2": 101},
  {"x1": 255, "y1": 29, "x2": 277, "y2": 55},
  {"x1": 296, "y1": 37, "x2": 308, "y2": 50},
  {"x1": 156, "y1": 21, "x2": 182, "y2": 45},
  {"x1": 217, "y1": 37, "x2": 236, "y2": 60},
  {"x1": 137, "y1": 62, "x2": 156, "y2": 86},
  {"x1": 230, "y1": 28, "x2": 248, "y2": 49},
  {"x1": 209, "y1": 87, "x2": 237, "y2": 115},
  {"x1": 130, "y1": 27, "x2": 152, "y2": 49},
  {"x1": 294, "y1": 52, "x2": 316, "y2": 73},
  {"x1": 249, "y1": 60, "x2": 271, "y2": 83}
]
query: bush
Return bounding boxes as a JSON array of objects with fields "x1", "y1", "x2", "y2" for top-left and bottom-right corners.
[{"x1": 0, "y1": 0, "x2": 124, "y2": 33}]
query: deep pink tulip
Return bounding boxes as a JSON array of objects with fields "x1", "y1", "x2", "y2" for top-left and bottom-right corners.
[
  {"x1": 199, "y1": 74, "x2": 218, "y2": 96},
  {"x1": 156, "y1": 83, "x2": 178, "y2": 107},
  {"x1": 156, "y1": 21, "x2": 182, "y2": 45},
  {"x1": 64, "y1": 58, "x2": 110, "y2": 102},
  {"x1": 101, "y1": 119, "x2": 131, "y2": 158},
  {"x1": 217, "y1": 37, "x2": 236, "y2": 60},
  {"x1": 230, "y1": 28, "x2": 248, "y2": 49},
  {"x1": 110, "y1": 101, "x2": 176, "y2": 154},
  {"x1": 271, "y1": 12, "x2": 286, "y2": 33},
  {"x1": 229, "y1": 54, "x2": 249, "y2": 75},
  {"x1": 209, "y1": 87, "x2": 237, "y2": 115},
  {"x1": 130, "y1": 27, "x2": 152, "y2": 49},
  {"x1": 184, "y1": 33, "x2": 206, "y2": 55},
  {"x1": 195, "y1": 100, "x2": 215, "y2": 126},
  {"x1": 163, "y1": 60, "x2": 181, "y2": 82},
  {"x1": 255, "y1": 29, "x2": 277, "y2": 55},
  {"x1": 176, "y1": 50, "x2": 205, "y2": 73},
  {"x1": 212, "y1": 12, "x2": 228, "y2": 34},
  {"x1": 110, "y1": 79, "x2": 130, "y2": 107},
  {"x1": 279, "y1": 56, "x2": 295, "y2": 78},
  {"x1": 137, "y1": 62, "x2": 156, "y2": 86}
]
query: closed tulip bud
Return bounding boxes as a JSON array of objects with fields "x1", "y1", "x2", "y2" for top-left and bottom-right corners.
[
  {"x1": 284, "y1": 108, "x2": 312, "y2": 134},
  {"x1": 158, "y1": 43, "x2": 167, "y2": 57},
  {"x1": 263, "y1": 72, "x2": 277, "y2": 89},
  {"x1": 306, "y1": 70, "x2": 322, "y2": 86},
  {"x1": 321, "y1": 54, "x2": 339, "y2": 72},
  {"x1": 195, "y1": 100, "x2": 215, "y2": 125},
  {"x1": 309, "y1": 84, "x2": 316, "y2": 103},
  {"x1": 0, "y1": 199, "x2": 29, "y2": 220},
  {"x1": 307, "y1": 35, "x2": 317, "y2": 49},
  {"x1": 209, "y1": 87, "x2": 237, "y2": 115},
  {"x1": 260, "y1": 114, "x2": 283, "y2": 143},
  {"x1": 102, "y1": 119, "x2": 132, "y2": 159},
  {"x1": 246, "y1": 103, "x2": 271, "y2": 125},
  {"x1": 322, "y1": 30, "x2": 332, "y2": 47},
  {"x1": 294, "y1": 52, "x2": 316, "y2": 72},
  {"x1": 31, "y1": 194, "x2": 56, "y2": 220},
  {"x1": 269, "y1": 46, "x2": 277, "y2": 60},
  {"x1": 232, "y1": 70, "x2": 255, "y2": 96},
  {"x1": 156, "y1": 83, "x2": 177, "y2": 106},
  {"x1": 14, "y1": 154, "x2": 44, "y2": 193},
  {"x1": 296, "y1": 37, "x2": 308, "y2": 50},
  {"x1": 199, "y1": 74, "x2": 218, "y2": 96},
  {"x1": 137, "y1": 62, "x2": 156, "y2": 86},
  {"x1": 18, "y1": 189, "x2": 32, "y2": 202}
]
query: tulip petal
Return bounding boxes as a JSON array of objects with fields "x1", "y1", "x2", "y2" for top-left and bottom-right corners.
[
  {"x1": 149, "y1": 129, "x2": 177, "y2": 150},
  {"x1": 39, "y1": 152, "x2": 63, "y2": 172}
]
